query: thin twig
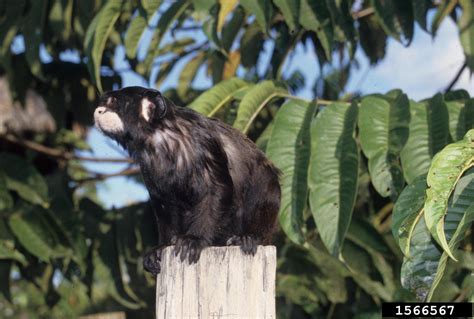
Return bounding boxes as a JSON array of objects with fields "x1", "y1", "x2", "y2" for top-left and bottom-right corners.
[
  {"x1": 445, "y1": 61, "x2": 467, "y2": 93},
  {"x1": 352, "y1": 7, "x2": 375, "y2": 19},
  {"x1": 74, "y1": 167, "x2": 140, "y2": 184},
  {"x1": 1, "y1": 134, "x2": 133, "y2": 163}
]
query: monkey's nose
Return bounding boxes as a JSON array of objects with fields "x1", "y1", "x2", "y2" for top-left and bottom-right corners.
[{"x1": 95, "y1": 107, "x2": 107, "y2": 115}]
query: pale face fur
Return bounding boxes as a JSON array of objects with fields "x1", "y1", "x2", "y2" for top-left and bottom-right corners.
[{"x1": 94, "y1": 106, "x2": 124, "y2": 135}]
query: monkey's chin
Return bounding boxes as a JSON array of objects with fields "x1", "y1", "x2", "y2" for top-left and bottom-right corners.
[{"x1": 94, "y1": 122, "x2": 123, "y2": 139}]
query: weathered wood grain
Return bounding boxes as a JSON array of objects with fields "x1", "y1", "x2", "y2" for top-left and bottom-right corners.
[{"x1": 156, "y1": 246, "x2": 276, "y2": 318}]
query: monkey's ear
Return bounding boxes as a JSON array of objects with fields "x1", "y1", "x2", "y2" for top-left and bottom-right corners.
[{"x1": 140, "y1": 95, "x2": 166, "y2": 122}]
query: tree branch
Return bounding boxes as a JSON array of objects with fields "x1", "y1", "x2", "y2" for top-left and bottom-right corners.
[
  {"x1": 1, "y1": 134, "x2": 133, "y2": 163},
  {"x1": 445, "y1": 61, "x2": 467, "y2": 93},
  {"x1": 74, "y1": 167, "x2": 140, "y2": 184}
]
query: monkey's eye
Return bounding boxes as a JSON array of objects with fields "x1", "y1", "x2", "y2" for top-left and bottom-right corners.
[
  {"x1": 105, "y1": 96, "x2": 118, "y2": 108},
  {"x1": 98, "y1": 96, "x2": 113, "y2": 109}
]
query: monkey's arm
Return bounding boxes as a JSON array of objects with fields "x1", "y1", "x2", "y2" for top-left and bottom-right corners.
[{"x1": 173, "y1": 136, "x2": 234, "y2": 263}]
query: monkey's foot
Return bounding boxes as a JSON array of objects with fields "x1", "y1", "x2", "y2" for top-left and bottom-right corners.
[
  {"x1": 143, "y1": 247, "x2": 163, "y2": 275},
  {"x1": 226, "y1": 235, "x2": 259, "y2": 255},
  {"x1": 173, "y1": 236, "x2": 208, "y2": 264}
]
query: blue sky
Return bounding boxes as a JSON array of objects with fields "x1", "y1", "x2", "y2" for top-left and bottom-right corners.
[{"x1": 83, "y1": 16, "x2": 474, "y2": 208}]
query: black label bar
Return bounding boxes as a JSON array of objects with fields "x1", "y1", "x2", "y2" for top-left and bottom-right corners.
[{"x1": 382, "y1": 302, "x2": 473, "y2": 318}]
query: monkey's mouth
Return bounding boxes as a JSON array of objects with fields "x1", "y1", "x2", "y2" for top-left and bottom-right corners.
[{"x1": 94, "y1": 106, "x2": 125, "y2": 135}]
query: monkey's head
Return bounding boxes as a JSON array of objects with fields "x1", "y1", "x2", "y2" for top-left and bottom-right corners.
[{"x1": 94, "y1": 86, "x2": 170, "y2": 143}]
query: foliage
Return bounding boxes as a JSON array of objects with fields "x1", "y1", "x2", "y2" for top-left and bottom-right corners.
[{"x1": 0, "y1": 0, "x2": 473, "y2": 318}]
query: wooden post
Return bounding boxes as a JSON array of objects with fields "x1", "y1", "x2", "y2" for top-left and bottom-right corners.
[
  {"x1": 79, "y1": 312, "x2": 125, "y2": 319},
  {"x1": 156, "y1": 246, "x2": 276, "y2": 318}
]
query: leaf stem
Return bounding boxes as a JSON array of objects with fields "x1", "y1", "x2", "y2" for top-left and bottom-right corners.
[
  {"x1": 208, "y1": 85, "x2": 250, "y2": 117},
  {"x1": 242, "y1": 93, "x2": 281, "y2": 134}
]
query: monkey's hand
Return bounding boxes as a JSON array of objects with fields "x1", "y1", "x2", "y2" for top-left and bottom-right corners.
[
  {"x1": 173, "y1": 235, "x2": 209, "y2": 264},
  {"x1": 226, "y1": 235, "x2": 259, "y2": 255},
  {"x1": 143, "y1": 247, "x2": 164, "y2": 275}
]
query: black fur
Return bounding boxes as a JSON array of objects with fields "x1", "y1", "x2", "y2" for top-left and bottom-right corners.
[{"x1": 95, "y1": 87, "x2": 281, "y2": 275}]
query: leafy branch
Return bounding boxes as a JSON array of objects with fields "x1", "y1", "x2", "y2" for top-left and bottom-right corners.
[{"x1": 1, "y1": 134, "x2": 133, "y2": 163}]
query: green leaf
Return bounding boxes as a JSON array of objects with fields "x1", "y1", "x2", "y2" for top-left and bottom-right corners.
[
  {"x1": 412, "y1": 0, "x2": 431, "y2": 32},
  {"x1": 0, "y1": 153, "x2": 49, "y2": 207},
  {"x1": 342, "y1": 241, "x2": 395, "y2": 301},
  {"x1": 445, "y1": 89, "x2": 470, "y2": 101},
  {"x1": 92, "y1": 235, "x2": 143, "y2": 309},
  {"x1": 124, "y1": 1, "x2": 161, "y2": 59},
  {"x1": 299, "y1": 0, "x2": 333, "y2": 60},
  {"x1": 400, "y1": 94, "x2": 450, "y2": 184},
  {"x1": 273, "y1": 0, "x2": 300, "y2": 31},
  {"x1": 0, "y1": 219, "x2": 27, "y2": 265},
  {"x1": 427, "y1": 171, "x2": 474, "y2": 301},
  {"x1": 0, "y1": 240, "x2": 26, "y2": 265},
  {"x1": 424, "y1": 130, "x2": 474, "y2": 259},
  {"x1": 400, "y1": 216, "x2": 439, "y2": 301},
  {"x1": 359, "y1": 91, "x2": 410, "y2": 198},
  {"x1": 240, "y1": 0, "x2": 272, "y2": 33},
  {"x1": 217, "y1": 0, "x2": 238, "y2": 33},
  {"x1": 459, "y1": 0, "x2": 474, "y2": 70},
  {"x1": 47, "y1": 173, "x2": 88, "y2": 271},
  {"x1": 308, "y1": 102, "x2": 359, "y2": 255},
  {"x1": 221, "y1": 5, "x2": 245, "y2": 51},
  {"x1": 203, "y1": 6, "x2": 222, "y2": 48},
  {"x1": 142, "y1": 1, "x2": 190, "y2": 76},
  {"x1": 255, "y1": 121, "x2": 273, "y2": 151},
  {"x1": 177, "y1": 52, "x2": 206, "y2": 99},
  {"x1": 54, "y1": 129, "x2": 91, "y2": 151},
  {"x1": 233, "y1": 80, "x2": 287, "y2": 133},
  {"x1": 401, "y1": 169, "x2": 474, "y2": 301},
  {"x1": 9, "y1": 209, "x2": 70, "y2": 262},
  {"x1": 23, "y1": 0, "x2": 47, "y2": 79},
  {"x1": 325, "y1": 0, "x2": 356, "y2": 54},
  {"x1": 371, "y1": 0, "x2": 399, "y2": 40},
  {"x1": 49, "y1": 0, "x2": 74, "y2": 42},
  {"x1": 240, "y1": 22, "x2": 264, "y2": 68},
  {"x1": 0, "y1": 0, "x2": 26, "y2": 59},
  {"x1": 193, "y1": 0, "x2": 216, "y2": 17},
  {"x1": 392, "y1": 174, "x2": 427, "y2": 256},
  {"x1": 189, "y1": 77, "x2": 248, "y2": 116},
  {"x1": 431, "y1": 0, "x2": 457, "y2": 36},
  {"x1": 84, "y1": 0, "x2": 123, "y2": 92},
  {"x1": 266, "y1": 100, "x2": 316, "y2": 244},
  {"x1": 154, "y1": 58, "x2": 180, "y2": 88},
  {"x1": 393, "y1": 0, "x2": 414, "y2": 45},
  {"x1": 359, "y1": 14, "x2": 387, "y2": 64},
  {"x1": 142, "y1": 0, "x2": 161, "y2": 13},
  {"x1": 0, "y1": 172, "x2": 13, "y2": 211},
  {"x1": 347, "y1": 218, "x2": 391, "y2": 255},
  {"x1": 0, "y1": 261, "x2": 11, "y2": 301},
  {"x1": 446, "y1": 99, "x2": 474, "y2": 142}
]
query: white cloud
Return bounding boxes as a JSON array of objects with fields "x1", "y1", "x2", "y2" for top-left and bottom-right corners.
[{"x1": 350, "y1": 17, "x2": 473, "y2": 100}]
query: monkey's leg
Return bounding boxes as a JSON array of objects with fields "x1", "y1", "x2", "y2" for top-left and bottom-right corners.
[
  {"x1": 228, "y1": 172, "x2": 280, "y2": 255},
  {"x1": 143, "y1": 247, "x2": 163, "y2": 275},
  {"x1": 174, "y1": 187, "x2": 233, "y2": 264},
  {"x1": 143, "y1": 214, "x2": 175, "y2": 275}
]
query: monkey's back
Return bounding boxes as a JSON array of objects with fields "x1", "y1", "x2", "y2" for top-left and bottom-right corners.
[
  {"x1": 139, "y1": 106, "x2": 281, "y2": 243},
  {"x1": 198, "y1": 113, "x2": 281, "y2": 241}
]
